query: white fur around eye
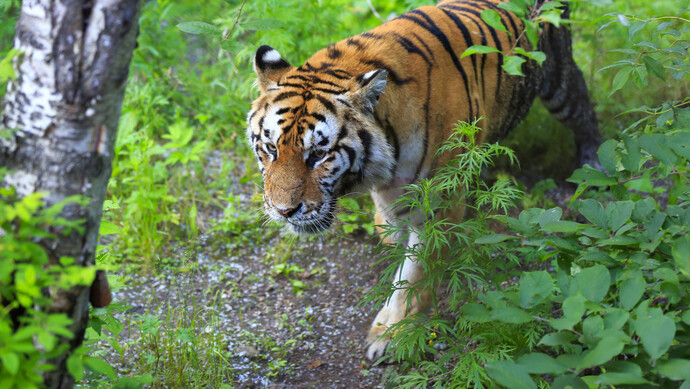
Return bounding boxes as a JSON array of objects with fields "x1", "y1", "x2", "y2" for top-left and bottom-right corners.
[{"x1": 263, "y1": 108, "x2": 284, "y2": 144}]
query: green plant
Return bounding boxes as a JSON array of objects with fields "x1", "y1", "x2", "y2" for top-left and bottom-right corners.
[
  {"x1": 0, "y1": 173, "x2": 108, "y2": 388},
  {"x1": 375, "y1": 8, "x2": 689, "y2": 387}
]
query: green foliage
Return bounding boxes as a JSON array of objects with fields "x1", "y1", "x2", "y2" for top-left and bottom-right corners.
[
  {"x1": 0, "y1": 173, "x2": 101, "y2": 388},
  {"x1": 463, "y1": 0, "x2": 565, "y2": 76},
  {"x1": 375, "y1": 8, "x2": 690, "y2": 387}
]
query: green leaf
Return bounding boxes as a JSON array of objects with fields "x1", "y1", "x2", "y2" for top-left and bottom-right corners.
[
  {"x1": 176, "y1": 21, "x2": 222, "y2": 36},
  {"x1": 513, "y1": 47, "x2": 546, "y2": 65},
  {"x1": 642, "y1": 56, "x2": 666, "y2": 81},
  {"x1": 486, "y1": 361, "x2": 536, "y2": 389},
  {"x1": 597, "y1": 139, "x2": 619, "y2": 175},
  {"x1": 242, "y1": 19, "x2": 283, "y2": 31},
  {"x1": 538, "y1": 207, "x2": 562, "y2": 228},
  {"x1": 519, "y1": 271, "x2": 553, "y2": 308},
  {"x1": 595, "y1": 372, "x2": 651, "y2": 385},
  {"x1": 575, "y1": 265, "x2": 610, "y2": 303},
  {"x1": 672, "y1": 235, "x2": 690, "y2": 276},
  {"x1": 37, "y1": 332, "x2": 57, "y2": 352},
  {"x1": 620, "y1": 273, "x2": 645, "y2": 310},
  {"x1": 629, "y1": 21, "x2": 647, "y2": 40},
  {"x1": 669, "y1": 130, "x2": 690, "y2": 157},
  {"x1": 551, "y1": 295, "x2": 586, "y2": 331},
  {"x1": 579, "y1": 199, "x2": 607, "y2": 229},
  {"x1": 462, "y1": 45, "x2": 501, "y2": 57},
  {"x1": 0, "y1": 352, "x2": 19, "y2": 375},
  {"x1": 497, "y1": 1, "x2": 526, "y2": 17},
  {"x1": 502, "y1": 55, "x2": 526, "y2": 76},
  {"x1": 99, "y1": 221, "x2": 120, "y2": 235},
  {"x1": 621, "y1": 134, "x2": 641, "y2": 172},
  {"x1": 539, "y1": 331, "x2": 577, "y2": 347},
  {"x1": 491, "y1": 307, "x2": 533, "y2": 324},
  {"x1": 542, "y1": 220, "x2": 581, "y2": 233},
  {"x1": 539, "y1": 10, "x2": 563, "y2": 27},
  {"x1": 609, "y1": 67, "x2": 633, "y2": 97},
  {"x1": 481, "y1": 9, "x2": 509, "y2": 34},
  {"x1": 552, "y1": 374, "x2": 588, "y2": 389},
  {"x1": 66, "y1": 354, "x2": 84, "y2": 381},
  {"x1": 658, "y1": 359, "x2": 690, "y2": 381},
  {"x1": 568, "y1": 167, "x2": 616, "y2": 187},
  {"x1": 639, "y1": 134, "x2": 676, "y2": 166},
  {"x1": 606, "y1": 201, "x2": 633, "y2": 232},
  {"x1": 636, "y1": 314, "x2": 675, "y2": 359},
  {"x1": 83, "y1": 356, "x2": 115, "y2": 379},
  {"x1": 475, "y1": 234, "x2": 516, "y2": 244},
  {"x1": 579, "y1": 337, "x2": 625, "y2": 369},
  {"x1": 220, "y1": 40, "x2": 243, "y2": 53},
  {"x1": 604, "y1": 309, "x2": 630, "y2": 330},
  {"x1": 517, "y1": 353, "x2": 568, "y2": 375},
  {"x1": 460, "y1": 303, "x2": 491, "y2": 322}
]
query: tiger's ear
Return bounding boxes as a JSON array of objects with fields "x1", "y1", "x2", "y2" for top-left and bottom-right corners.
[
  {"x1": 254, "y1": 45, "x2": 293, "y2": 92},
  {"x1": 352, "y1": 69, "x2": 388, "y2": 113}
]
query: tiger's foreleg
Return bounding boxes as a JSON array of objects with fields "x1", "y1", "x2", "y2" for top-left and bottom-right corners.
[{"x1": 366, "y1": 229, "x2": 433, "y2": 361}]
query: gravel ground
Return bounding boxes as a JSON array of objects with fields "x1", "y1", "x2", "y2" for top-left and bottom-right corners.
[
  {"x1": 109, "y1": 232, "x2": 390, "y2": 388},
  {"x1": 103, "y1": 152, "x2": 392, "y2": 388}
]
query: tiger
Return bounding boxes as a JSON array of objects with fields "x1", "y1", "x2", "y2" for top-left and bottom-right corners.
[{"x1": 246, "y1": 0, "x2": 599, "y2": 360}]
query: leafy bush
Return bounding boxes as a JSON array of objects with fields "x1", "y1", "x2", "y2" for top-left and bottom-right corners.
[
  {"x1": 374, "y1": 5, "x2": 690, "y2": 388},
  {"x1": 0, "y1": 173, "x2": 108, "y2": 388}
]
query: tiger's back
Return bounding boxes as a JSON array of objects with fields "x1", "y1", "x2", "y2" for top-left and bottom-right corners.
[{"x1": 247, "y1": 0, "x2": 598, "y2": 360}]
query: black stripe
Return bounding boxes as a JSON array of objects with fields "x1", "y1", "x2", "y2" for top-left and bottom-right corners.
[
  {"x1": 316, "y1": 95, "x2": 337, "y2": 114},
  {"x1": 312, "y1": 87, "x2": 347, "y2": 94},
  {"x1": 335, "y1": 97, "x2": 352, "y2": 108},
  {"x1": 346, "y1": 38, "x2": 365, "y2": 50},
  {"x1": 276, "y1": 107, "x2": 290, "y2": 115},
  {"x1": 442, "y1": 3, "x2": 506, "y2": 95},
  {"x1": 412, "y1": 32, "x2": 436, "y2": 62},
  {"x1": 310, "y1": 113, "x2": 327, "y2": 123},
  {"x1": 375, "y1": 114, "x2": 400, "y2": 163},
  {"x1": 414, "y1": 64, "x2": 433, "y2": 181},
  {"x1": 284, "y1": 74, "x2": 313, "y2": 83},
  {"x1": 324, "y1": 69, "x2": 352, "y2": 79},
  {"x1": 398, "y1": 9, "x2": 474, "y2": 120},
  {"x1": 438, "y1": 5, "x2": 490, "y2": 100},
  {"x1": 337, "y1": 125, "x2": 348, "y2": 142},
  {"x1": 340, "y1": 144, "x2": 356, "y2": 165},
  {"x1": 357, "y1": 129, "x2": 372, "y2": 166},
  {"x1": 273, "y1": 91, "x2": 300, "y2": 103},
  {"x1": 392, "y1": 33, "x2": 432, "y2": 66},
  {"x1": 439, "y1": 9, "x2": 480, "y2": 102},
  {"x1": 327, "y1": 45, "x2": 342, "y2": 59},
  {"x1": 360, "y1": 32, "x2": 386, "y2": 40}
]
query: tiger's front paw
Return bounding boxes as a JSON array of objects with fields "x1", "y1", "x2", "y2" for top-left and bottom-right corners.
[{"x1": 365, "y1": 305, "x2": 399, "y2": 361}]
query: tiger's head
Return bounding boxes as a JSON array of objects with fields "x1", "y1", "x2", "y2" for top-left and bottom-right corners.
[{"x1": 247, "y1": 45, "x2": 395, "y2": 234}]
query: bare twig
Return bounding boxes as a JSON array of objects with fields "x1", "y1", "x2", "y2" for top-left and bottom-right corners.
[{"x1": 367, "y1": 0, "x2": 385, "y2": 23}]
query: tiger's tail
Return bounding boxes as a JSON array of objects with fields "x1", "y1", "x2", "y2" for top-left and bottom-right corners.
[{"x1": 538, "y1": 4, "x2": 600, "y2": 167}]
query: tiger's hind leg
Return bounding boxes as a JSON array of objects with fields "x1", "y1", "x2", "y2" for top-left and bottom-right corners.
[{"x1": 538, "y1": 8, "x2": 601, "y2": 167}]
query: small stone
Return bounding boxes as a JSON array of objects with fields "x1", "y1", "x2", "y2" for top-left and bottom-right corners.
[{"x1": 234, "y1": 344, "x2": 259, "y2": 358}]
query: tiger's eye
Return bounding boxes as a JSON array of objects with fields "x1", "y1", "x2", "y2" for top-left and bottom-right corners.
[
  {"x1": 313, "y1": 149, "x2": 326, "y2": 159},
  {"x1": 266, "y1": 143, "x2": 277, "y2": 153}
]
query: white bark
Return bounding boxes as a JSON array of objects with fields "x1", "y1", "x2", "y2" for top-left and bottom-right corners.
[{"x1": 0, "y1": 0, "x2": 140, "y2": 387}]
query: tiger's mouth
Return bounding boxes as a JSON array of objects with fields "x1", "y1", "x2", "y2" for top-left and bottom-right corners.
[{"x1": 281, "y1": 202, "x2": 336, "y2": 235}]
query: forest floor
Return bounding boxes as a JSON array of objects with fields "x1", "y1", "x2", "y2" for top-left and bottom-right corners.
[
  {"x1": 110, "y1": 232, "x2": 390, "y2": 388},
  {"x1": 101, "y1": 152, "x2": 393, "y2": 388}
]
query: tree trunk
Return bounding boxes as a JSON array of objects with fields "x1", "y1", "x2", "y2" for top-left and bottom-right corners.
[{"x1": 0, "y1": 0, "x2": 140, "y2": 387}]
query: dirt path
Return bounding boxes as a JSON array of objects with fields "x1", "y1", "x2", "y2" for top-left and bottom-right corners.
[{"x1": 109, "y1": 228, "x2": 390, "y2": 388}]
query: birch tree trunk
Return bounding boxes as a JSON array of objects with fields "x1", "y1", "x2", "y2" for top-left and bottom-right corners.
[{"x1": 0, "y1": 0, "x2": 140, "y2": 387}]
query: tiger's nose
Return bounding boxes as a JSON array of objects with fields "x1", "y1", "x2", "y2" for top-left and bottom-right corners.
[{"x1": 276, "y1": 204, "x2": 302, "y2": 218}]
